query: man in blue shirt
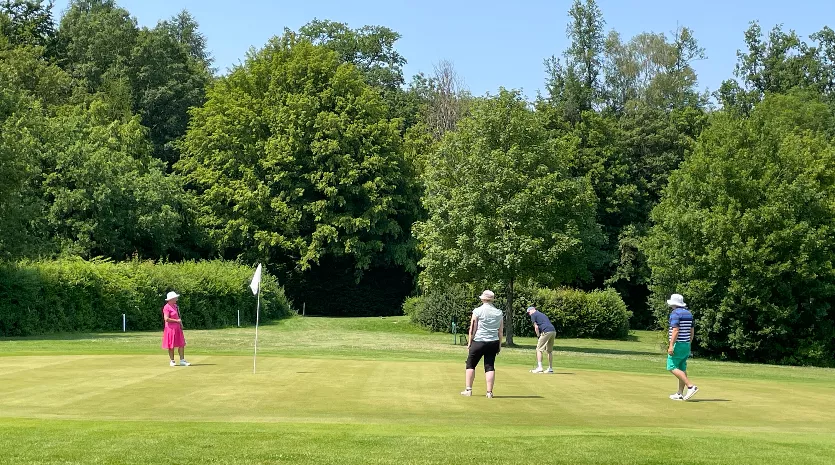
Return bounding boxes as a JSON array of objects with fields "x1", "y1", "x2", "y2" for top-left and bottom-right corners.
[
  {"x1": 527, "y1": 306, "x2": 556, "y2": 373},
  {"x1": 666, "y1": 294, "x2": 699, "y2": 401}
]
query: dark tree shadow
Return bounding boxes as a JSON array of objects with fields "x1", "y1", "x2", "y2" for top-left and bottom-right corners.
[{"x1": 512, "y1": 344, "x2": 660, "y2": 357}]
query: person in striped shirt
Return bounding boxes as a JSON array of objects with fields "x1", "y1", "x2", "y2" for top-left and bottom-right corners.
[{"x1": 666, "y1": 294, "x2": 699, "y2": 401}]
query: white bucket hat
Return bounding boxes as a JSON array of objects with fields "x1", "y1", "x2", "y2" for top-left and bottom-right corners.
[
  {"x1": 479, "y1": 290, "x2": 495, "y2": 301},
  {"x1": 667, "y1": 293, "x2": 686, "y2": 307},
  {"x1": 166, "y1": 291, "x2": 180, "y2": 301}
]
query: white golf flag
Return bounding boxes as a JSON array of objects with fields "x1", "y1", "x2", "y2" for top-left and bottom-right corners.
[{"x1": 249, "y1": 263, "x2": 262, "y2": 295}]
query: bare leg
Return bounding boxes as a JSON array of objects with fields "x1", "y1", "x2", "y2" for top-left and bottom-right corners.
[
  {"x1": 547, "y1": 352, "x2": 553, "y2": 370},
  {"x1": 536, "y1": 350, "x2": 543, "y2": 368},
  {"x1": 486, "y1": 370, "x2": 495, "y2": 392},
  {"x1": 465, "y1": 368, "x2": 475, "y2": 389},
  {"x1": 168, "y1": 349, "x2": 175, "y2": 361},
  {"x1": 178, "y1": 346, "x2": 185, "y2": 360},
  {"x1": 670, "y1": 368, "x2": 693, "y2": 389}
]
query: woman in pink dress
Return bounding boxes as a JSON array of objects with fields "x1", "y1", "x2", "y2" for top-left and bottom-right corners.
[{"x1": 162, "y1": 291, "x2": 190, "y2": 366}]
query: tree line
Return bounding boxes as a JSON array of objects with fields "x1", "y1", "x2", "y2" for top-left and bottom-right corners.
[{"x1": 1, "y1": 0, "x2": 834, "y2": 364}]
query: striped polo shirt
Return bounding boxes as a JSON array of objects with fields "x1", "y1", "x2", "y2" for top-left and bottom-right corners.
[{"x1": 668, "y1": 307, "x2": 693, "y2": 343}]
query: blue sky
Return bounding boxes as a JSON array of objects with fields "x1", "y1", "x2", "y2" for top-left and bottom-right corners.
[{"x1": 52, "y1": 0, "x2": 832, "y2": 99}]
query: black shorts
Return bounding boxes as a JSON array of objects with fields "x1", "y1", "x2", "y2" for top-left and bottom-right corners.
[{"x1": 466, "y1": 340, "x2": 500, "y2": 372}]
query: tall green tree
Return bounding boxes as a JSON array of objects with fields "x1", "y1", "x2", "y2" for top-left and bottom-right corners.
[
  {"x1": 718, "y1": 22, "x2": 835, "y2": 113},
  {"x1": 415, "y1": 89, "x2": 603, "y2": 345},
  {"x1": 0, "y1": 0, "x2": 55, "y2": 49},
  {"x1": 646, "y1": 92, "x2": 835, "y2": 365},
  {"x1": 127, "y1": 16, "x2": 212, "y2": 166},
  {"x1": 177, "y1": 33, "x2": 419, "y2": 287},
  {"x1": 55, "y1": 0, "x2": 137, "y2": 92}
]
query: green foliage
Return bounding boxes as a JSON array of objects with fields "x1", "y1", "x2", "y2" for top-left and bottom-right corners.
[
  {"x1": 0, "y1": 0, "x2": 55, "y2": 49},
  {"x1": 0, "y1": 258, "x2": 291, "y2": 336},
  {"x1": 127, "y1": 20, "x2": 211, "y2": 166},
  {"x1": 512, "y1": 287, "x2": 630, "y2": 339},
  {"x1": 646, "y1": 92, "x2": 835, "y2": 366},
  {"x1": 416, "y1": 89, "x2": 603, "y2": 342},
  {"x1": 408, "y1": 284, "x2": 477, "y2": 334},
  {"x1": 178, "y1": 33, "x2": 419, "y2": 276},
  {"x1": 56, "y1": 0, "x2": 138, "y2": 91},
  {"x1": 36, "y1": 101, "x2": 184, "y2": 259},
  {"x1": 407, "y1": 285, "x2": 629, "y2": 340}
]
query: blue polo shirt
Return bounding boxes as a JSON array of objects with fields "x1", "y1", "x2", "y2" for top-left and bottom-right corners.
[
  {"x1": 669, "y1": 307, "x2": 693, "y2": 343},
  {"x1": 530, "y1": 311, "x2": 555, "y2": 333}
]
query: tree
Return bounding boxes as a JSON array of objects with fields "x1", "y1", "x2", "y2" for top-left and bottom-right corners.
[
  {"x1": 415, "y1": 89, "x2": 603, "y2": 345},
  {"x1": 424, "y1": 60, "x2": 469, "y2": 139},
  {"x1": 718, "y1": 22, "x2": 835, "y2": 113},
  {"x1": 35, "y1": 96, "x2": 184, "y2": 259},
  {"x1": 544, "y1": 0, "x2": 606, "y2": 123},
  {"x1": 645, "y1": 92, "x2": 835, "y2": 365},
  {"x1": 55, "y1": 0, "x2": 138, "y2": 92},
  {"x1": 177, "y1": 33, "x2": 419, "y2": 285},
  {"x1": 127, "y1": 17, "x2": 211, "y2": 166},
  {"x1": 0, "y1": 0, "x2": 55, "y2": 49}
]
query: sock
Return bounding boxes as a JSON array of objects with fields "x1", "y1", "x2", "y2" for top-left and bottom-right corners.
[{"x1": 465, "y1": 387, "x2": 472, "y2": 391}]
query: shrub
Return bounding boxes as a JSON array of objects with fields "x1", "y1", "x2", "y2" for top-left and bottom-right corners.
[
  {"x1": 513, "y1": 287, "x2": 630, "y2": 339},
  {"x1": 408, "y1": 285, "x2": 630, "y2": 340},
  {"x1": 0, "y1": 258, "x2": 292, "y2": 336},
  {"x1": 409, "y1": 284, "x2": 478, "y2": 333}
]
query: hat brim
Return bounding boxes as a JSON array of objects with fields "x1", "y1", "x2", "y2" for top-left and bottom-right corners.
[
  {"x1": 666, "y1": 299, "x2": 686, "y2": 306},
  {"x1": 166, "y1": 294, "x2": 180, "y2": 301}
]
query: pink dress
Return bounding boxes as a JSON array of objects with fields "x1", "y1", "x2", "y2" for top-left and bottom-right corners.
[{"x1": 161, "y1": 302, "x2": 186, "y2": 349}]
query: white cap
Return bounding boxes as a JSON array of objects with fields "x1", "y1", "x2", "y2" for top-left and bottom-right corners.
[
  {"x1": 165, "y1": 291, "x2": 180, "y2": 301},
  {"x1": 667, "y1": 294, "x2": 686, "y2": 307},
  {"x1": 479, "y1": 290, "x2": 495, "y2": 301}
]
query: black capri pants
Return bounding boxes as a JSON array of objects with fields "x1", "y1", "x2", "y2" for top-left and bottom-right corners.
[{"x1": 466, "y1": 340, "x2": 500, "y2": 372}]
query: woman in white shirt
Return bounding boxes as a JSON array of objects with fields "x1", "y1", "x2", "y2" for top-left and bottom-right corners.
[{"x1": 461, "y1": 290, "x2": 504, "y2": 398}]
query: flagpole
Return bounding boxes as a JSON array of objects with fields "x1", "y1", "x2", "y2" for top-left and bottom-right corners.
[{"x1": 253, "y1": 279, "x2": 261, "y2": 374}]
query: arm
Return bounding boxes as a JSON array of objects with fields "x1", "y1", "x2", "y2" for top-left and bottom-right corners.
[
  {"x1": 534, "y1": 323, "x2": 540, "y2": 337},
  {"x1": 498, "y1": 318, "x2": 504, "y2": 353},
  {"x1": 163, "y1": 309, "x2": 181, "y2": 324},
  {"x1": 467, "y1": 314, "x2": 478, "y2": 348},
  {"x1": 668, "y1": 327, "x2": 679, "y2": 355}
]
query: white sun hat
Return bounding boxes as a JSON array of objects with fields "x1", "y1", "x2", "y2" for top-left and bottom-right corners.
[
  {"x1": 479, "y1": 290, "x2": 495, "y2": 301},
  {"x1": 166, "y1": 291, "x2": 180, "y2": 301},
  {"x1": 667, "y1": 294, "x2": 687, "y2": 307}
]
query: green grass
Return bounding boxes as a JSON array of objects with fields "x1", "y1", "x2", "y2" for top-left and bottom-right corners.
[{"x1": 1, "y1": 316, "x2": 834, "y2": 464}]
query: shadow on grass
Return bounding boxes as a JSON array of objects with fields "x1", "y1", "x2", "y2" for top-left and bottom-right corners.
[
  {"x1": 492, "y1": 395, "x2": 544, "y2": 399},
  {"x1": 0, "y1": 333, "x2": 142, "y2": 342},
  {"x1": 687, "y1": 399, "x2": 731, "y2": 403},
  {"x1": 512, "y1": 344, "x2": 661, "y2": 357}
]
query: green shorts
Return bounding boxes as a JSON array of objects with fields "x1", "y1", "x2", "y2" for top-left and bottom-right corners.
[{"x1": 666, "y1": 342, "x2": 690, "y2": 371}]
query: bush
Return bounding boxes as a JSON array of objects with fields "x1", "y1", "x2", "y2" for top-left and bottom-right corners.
[
  {"x1": 513, "y1": 287, "x2": 631, "y2": 340},
  {"x1": 408, "y1": 285, "x2": 630, "y2": 340},
  {"x1": 0, "y1": 258, "x2": 292, "y2": 336},
  {"x1": 410, "y1": 284, "x2": 478, "y2": 333}
]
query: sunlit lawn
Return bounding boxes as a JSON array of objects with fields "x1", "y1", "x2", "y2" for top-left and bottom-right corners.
[{"x1": 1, "y1": 316, "x2": 833, "y2": 464}]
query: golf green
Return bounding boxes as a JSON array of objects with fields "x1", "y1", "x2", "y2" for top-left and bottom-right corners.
[{"x1": 1, "y1": 317, "x2": 833, "y2": 464}]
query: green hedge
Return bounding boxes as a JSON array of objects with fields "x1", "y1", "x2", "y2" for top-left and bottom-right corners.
[
  {"x1": 0, "y1": 258, "x2": 292, "y2": 336},
  {"x1": 512, "y1": 287, "x2": 631, "y2": 339},
  {"x1": 407, "y1": 286, "x2": 630, "y2": 340}
]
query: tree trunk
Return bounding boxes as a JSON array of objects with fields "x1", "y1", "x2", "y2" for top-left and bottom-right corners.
[{"x1": 505, "y1": 278, "x2": 515, "y2": 346}]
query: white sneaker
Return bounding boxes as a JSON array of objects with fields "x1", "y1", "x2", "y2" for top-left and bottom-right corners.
[
  {"x1": 179, "y1": 360, "x2": 191, "y2": 366},
  {"x1": 683, "y1": 385, "x2": 699, "y2": 400},
  {"x1": 530, "y1": 367, "x2": 544, "y2": 373},
  {"x1": 486, "y1": 392, "x2": 494, "y2": 398},
  {"x1": 545, "y1": 368, "x2": 554, "y2": 374},
  {"x1": 669, "y1": 393, "x2": 684, "y2": 401},
  {"x1": 169, "y1": 360, "x2": 176, "y2": 367},
  {"x1": 460, "y1": 389, "x2": 472, "y2": 396}
]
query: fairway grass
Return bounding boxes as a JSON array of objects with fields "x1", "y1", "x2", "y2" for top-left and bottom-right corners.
[{"x1": 1, "y1": 317, "x2": 834, "y2": 464}]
